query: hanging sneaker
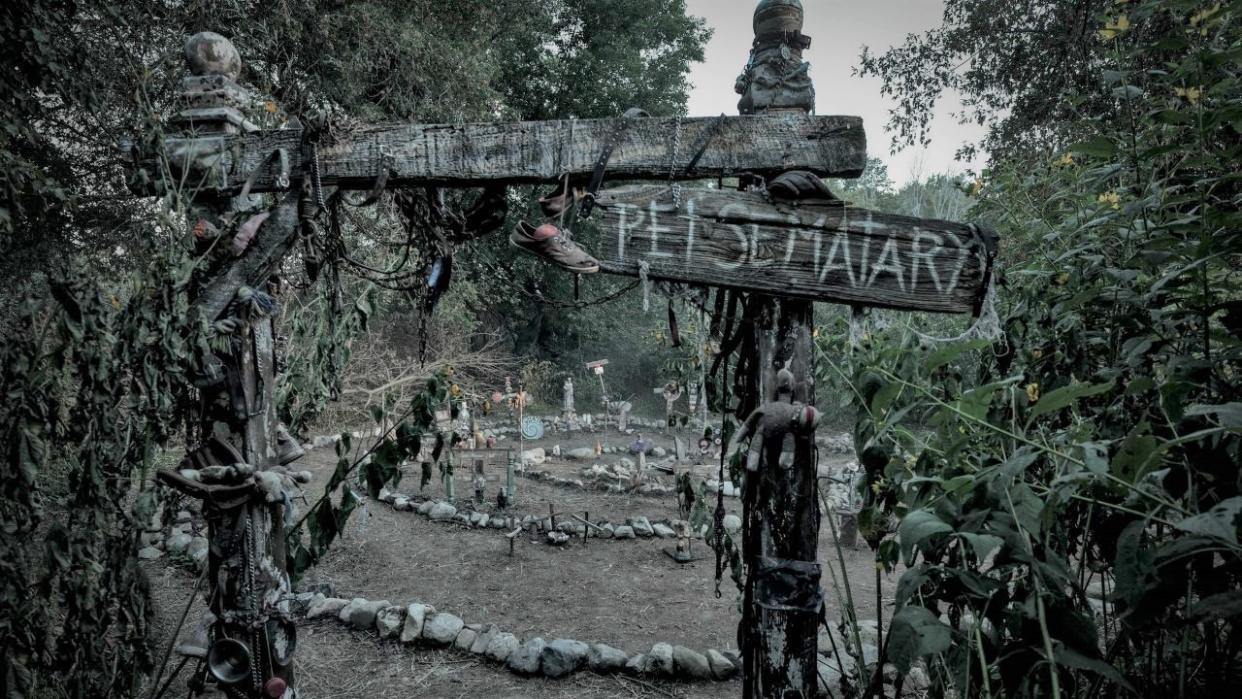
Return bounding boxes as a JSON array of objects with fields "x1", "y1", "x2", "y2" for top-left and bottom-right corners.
[
  {"x1": 538, "y1": 187, "x2": 584, "y2": 217},
  {"x1": 275, "y1": 423, "x2": 305, "y2": 466},
  {"x1": 510, "y1": 221, "x2": 600, "y2": 273},
  {"x1": 767, "y1": 170, "x2": 842, "y2": 204}
]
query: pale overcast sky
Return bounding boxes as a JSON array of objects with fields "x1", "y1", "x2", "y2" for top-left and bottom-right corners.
[{"x1": 684, "y1": 0, "x2": 986, "y2": 185}]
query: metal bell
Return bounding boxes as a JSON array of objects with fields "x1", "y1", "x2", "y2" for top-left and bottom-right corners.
[{"x1": 206, "y1": 638, "x2": 252, "y2": 685}]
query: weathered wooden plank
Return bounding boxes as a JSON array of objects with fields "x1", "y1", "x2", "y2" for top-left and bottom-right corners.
[
  {"x1": 143, "y1": 114, "x2": 865, "y2": 195},
  {"x1": 592, "y1": 185, "x2": 997, "y2": 314}
]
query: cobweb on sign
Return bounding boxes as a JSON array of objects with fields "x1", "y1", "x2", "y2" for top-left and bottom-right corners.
[{"x1": 910, "y1": 275, "x2": 1003, "y2": 345}]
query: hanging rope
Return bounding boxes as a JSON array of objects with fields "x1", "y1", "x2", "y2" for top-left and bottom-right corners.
[{"x1": 639, "y1": 260, "x2": 652, "y2": 312}]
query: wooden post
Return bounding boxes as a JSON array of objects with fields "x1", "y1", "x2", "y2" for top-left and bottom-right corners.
[
  {"x1": 735, "y1": 3, "x2": 822, "y2": 698},
  {"x1": 176, "y1": 33, "x2": 296, "y2": 698}
]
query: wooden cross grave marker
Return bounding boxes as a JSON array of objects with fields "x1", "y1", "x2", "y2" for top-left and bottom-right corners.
[{"x1": 131, "y1": 87, "x2": 994, "y2": 316}]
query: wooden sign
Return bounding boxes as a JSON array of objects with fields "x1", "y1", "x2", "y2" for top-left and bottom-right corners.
[
  {"x1": 592, "y1": 185, "x2": 997, "y2": 314},
  {"x1": 134, "y1": 114, "x2": 866, "y2": 195}
]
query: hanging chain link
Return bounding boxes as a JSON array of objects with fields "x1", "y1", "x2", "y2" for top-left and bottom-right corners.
[
  {"x1": 311, "y1": 143, "x2": 326, "y2": 213},
  {"x1": 667, "y1": 116, "x2": 683, "y2": 210}
]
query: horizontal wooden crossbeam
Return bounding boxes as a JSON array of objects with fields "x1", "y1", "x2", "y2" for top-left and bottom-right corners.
[
  {"x1": 138, "y1": 114, "x2": 866, "y2": 196},
  {"x1": 591, "y1": 185, "x2": 997, "y2": 314}
]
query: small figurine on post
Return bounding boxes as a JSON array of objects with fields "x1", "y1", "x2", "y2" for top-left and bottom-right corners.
[{"x1": 727, "y1": 367, "x2": 820, "y2": 473}]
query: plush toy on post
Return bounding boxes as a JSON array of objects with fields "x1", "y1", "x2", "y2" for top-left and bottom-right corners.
[{"x1": 728, "y1": 368, "x2": 820, "y2": 472}]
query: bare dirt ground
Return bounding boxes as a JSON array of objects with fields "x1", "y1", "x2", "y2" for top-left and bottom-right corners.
[{"x1": 147, "y1": 421, "x2": 896, "y2": 699}]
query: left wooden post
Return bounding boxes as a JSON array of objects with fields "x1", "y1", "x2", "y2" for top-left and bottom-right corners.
[{"x1": 172, "y1": 32, "x2": 298, "y2": 699}]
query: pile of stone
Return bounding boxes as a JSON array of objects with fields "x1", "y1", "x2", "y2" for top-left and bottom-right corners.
[
  {"x1": 297, "y1": 592, "x2": 742, "y2": 682},
  {"x1": 134, "y1": 503, "x2": 210, "y2": 571}
]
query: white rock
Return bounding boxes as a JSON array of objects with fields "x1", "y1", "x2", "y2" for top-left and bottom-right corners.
[
  {"x1": 470, "y1": 624, "x2": 498, "y2": 654},
  {"x1": 672, "y1": 645, "x2": 711, "y2": 680},
  {"x1": 186, "y1": 538, "x2": 208, "y2": 566},
  {"x1": 400, "y1": 603, "x2": 434, "y2": 643},
  {"x1": 392, "y1": 496, "x2": 410, "y2": 511},
  {"x1": 454, "y1": 627, "x2": 478, "y2": 651},
  {"x1": 428, "y1": 502, "x2": 457, "y2": 521},
  {"x1": 723, "y1": 514, "x2": 742, "y2": 534},
  {"x1": 166, "y1": 532, "x2": 193, "y2": 555},
  {"x1": 417, "y1": 501, "x2": 435, "y2": 515},
  {"x1": 706, "y1": 649, "x2": 737, "y2": 680},
  {"x1": 348, "y1": 599, "x2": 391, "y2": 630},
  {"x1": 566, "y1": 447, "x2": 595, "y2": 460},
  {"x1": 485, "y1": 632, "x2": 520, "y2": 662},
  {"x1": 338, "y1": 598, "x2": 367, "y2": 623},
  {"x1": 541, "y1": 638, "x2": 589, "y2": 678},
  {"x1": 375, "y1": 605, "x2": 405, "y2": 638},
  {"x1": 629, "y1": 517, "x2": 655, "y2": 537},
  {"x1": 647, "y1": 643, "x2": 674, "y2": 676},
  {"x1": 137, "y1": 546, "x2": 163, "y2": 560},
  {"x1": 652, "y1": 523, "x2": 676, "y2": 538},
  {"x1": 422, "y1": 612, "x2": 464, "y2": 645},
  {"x1": 509, "y1": 637, "x2": 546, "y2": 675},
  {"x1": 306, "y1": 597, "x2": 348, "y2": 620},
  {"x1": 613, "y1": 525, "x2": 636, "y2": 539},
  {"x1": 521, "y1": 448, "x2": 546, "y2": 466},
  {"x1": 624, "y1": 653, "x2": 647, "y2": 675},
  {"x1": 589, "y1": 643, "x2": 629, "y2": 673}
]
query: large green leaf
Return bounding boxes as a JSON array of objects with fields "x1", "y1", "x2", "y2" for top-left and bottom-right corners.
[
  {"x1": 886, "y1": 606, "x2": 952, "y2": 674},
  {"x1": 1175, "y1": 497, "x2": 1242, "y2": 545},
  {"x1": 899, "y1": 510, "x2": 954, "y2": 565},
  {"x1": 1028, "y1": 380, "x2": 1114, "y2": 421}
]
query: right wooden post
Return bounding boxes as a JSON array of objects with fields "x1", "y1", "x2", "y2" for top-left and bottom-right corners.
[{"x1": 735, "y1": 2, "x2": 823, "y2": 698}]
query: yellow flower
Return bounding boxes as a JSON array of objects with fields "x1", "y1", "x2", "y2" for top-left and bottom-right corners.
[
  {"x1": 968, "y1": 177, "x2": 984, "y2": 196},
  {"x1": 1026, "y1": 383, "x2": 1041, "y2": 403},
  {"x1": 263, "y1": 101, "x2": 277, "y2": 114},
  {"x1": 1056, "y1": 152, "x2": 1075, "y2": 167},
  {"x1": 1190, "y1": 3, "x2": 1222, "y2": 27},
  {"x1": 450, "y1": 383, "x2": 462, "y2": 397},
  {"x1": 1098, "y1": 191, "x2": 1121, "y2": 209},
  {"x1": 1099, "y1": 14, "x2": 1131, "y2": 40},
  {"x1": 1056, "y1": 272, "x2": 1071, "y2": 286},
  {"x1": 109, "y1": 294, "x2": 121, "y2": 309},
  {"x1": 1174, "y1": 86, "x2": 1202, "y2": 104}
]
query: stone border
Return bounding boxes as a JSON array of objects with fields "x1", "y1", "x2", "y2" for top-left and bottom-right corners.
[
  {"x1": 288, "y1": 592, "x2": 920, "y2": 693},
  {"x1": 294, "y1": 592, "x2": 741, "y2": 682},
  {"x1": 371, "y1": 489, "x2": 744, "y2": 544}
]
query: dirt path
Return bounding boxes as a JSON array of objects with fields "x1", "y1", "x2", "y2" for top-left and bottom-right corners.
[{"x1": 147, "y1": 424, "x2": 895, "y2": 698}]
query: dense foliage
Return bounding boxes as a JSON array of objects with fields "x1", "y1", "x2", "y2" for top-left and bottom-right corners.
[
  {"x1": 829, "y1": 1, "x2": 1242, "y2": 696},
  {"x1": 0, "y1": 1, "x2": 708, "y2": 696}
]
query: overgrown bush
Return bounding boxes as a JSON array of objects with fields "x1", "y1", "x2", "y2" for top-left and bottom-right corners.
[{"x1": 833, "y1": 1, "x2": 1242, "y2": 695}]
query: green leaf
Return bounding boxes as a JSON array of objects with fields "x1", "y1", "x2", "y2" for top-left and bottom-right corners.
[
  {"x1": 1053, "y1": 643, "x2": 1138, "y2": 695},
  {"x1": 870, "y1": 380, "x2": 901, "y2": 415},
  {"x1": 1070, "y1": 136, "x2": 1117, "y2": 158},
  {"x1": 1184, "y1": 403, "x2": 1242, "y2": 429},
  {"x1": 956, "y1": 532, "x2": 1004, "y2": 561},
  {"x1": 1080, "y1": 441, "x2": 1109, "y2": 474},
  {"x1": 1029, "y1": 380, "x2": 1114, "y2": 420},
  {"x1": 1185, "y1": 589, "x2": 1242, "y2": 623},
  {"x1": 1175, "y1": 497, "x2": 1242, "y2": 545},
  {"x1": 899, "y1": 510, "x2": 954, "y2": 565},
  {"x1": 886, "y1": 606, "x2": 952, "y2": 674},
  {"x1": 923, "y1": 338, "x2": 990, "y2": 374}
]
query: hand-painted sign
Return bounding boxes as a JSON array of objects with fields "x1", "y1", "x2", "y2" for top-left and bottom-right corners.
[{"x1": 593, "y1": 185, "x2": 996, "y2": 314}]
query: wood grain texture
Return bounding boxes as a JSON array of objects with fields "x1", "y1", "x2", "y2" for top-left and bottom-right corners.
[
  {"x1": 195, "y1": 190, "x2": 303, "y2": 321},
  {"x1": 150, "y1": 114, "x2": 866, "y2": 195},
  {"x1": 592, "y1": 185, "x2": 996, "y2": 314}
]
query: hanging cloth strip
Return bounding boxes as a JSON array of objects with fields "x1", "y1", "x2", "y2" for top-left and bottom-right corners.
[{"x1": 579, "y1": 107, "x2": 650, "y2": 218}]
